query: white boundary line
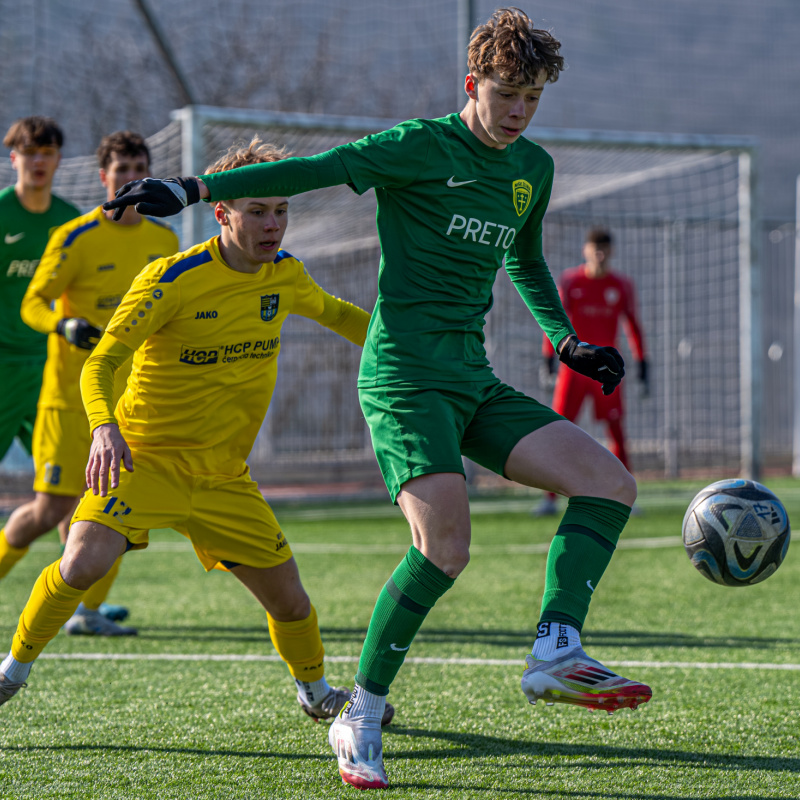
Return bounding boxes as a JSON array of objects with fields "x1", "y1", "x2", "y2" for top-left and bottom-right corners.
[
  {"x1": 28, "y1": 536, "x2": 683, "y2": 556},
  {"x1": 37, "y1": 653, "x2": 800, "y2": 670}
]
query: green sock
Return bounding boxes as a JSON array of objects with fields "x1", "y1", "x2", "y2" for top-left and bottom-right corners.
[
  {"x1": 540, "y1": 496, "x2": 631, "y2": 631},
  {"x1": 355, "y1": 546, "x2": 454, "y2": 695}
]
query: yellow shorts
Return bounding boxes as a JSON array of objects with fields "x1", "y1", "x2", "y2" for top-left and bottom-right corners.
[
  {"x1": 32, "y1": 407, "x2": 91, "y2": 496},
  {"x1": 71, "y1": 450, "x2": 292, "y2": 572}
]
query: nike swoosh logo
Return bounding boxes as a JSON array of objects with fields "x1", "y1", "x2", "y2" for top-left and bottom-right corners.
[
  {"x1": 446, "y1": 177, "x2": 477, "y2": 188},
  {"x1": 389, "y1": 643, "x2": 410, "y2": 651},
  {"x1": 4, "y1": 232, "x2": 25, "y2": 244},
  {"x1": 586, "y1": 580, "x2": 595, "y2": 592}
]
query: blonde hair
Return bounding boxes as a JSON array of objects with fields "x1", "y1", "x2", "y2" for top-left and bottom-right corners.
[
  {"x1": 205, "y1": 136, "x2": 290, "y2": 174},
  {"x1": 468, "y1": 7, "x2": 564, "y2": 85}
]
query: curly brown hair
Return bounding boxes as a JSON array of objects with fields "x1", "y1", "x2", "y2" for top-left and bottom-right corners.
[
  {"x1": 96, "y1": 130, "x2": 150, "y2": 170},
  {"x1": 468, "y1": 7, "x2": 564, "y2": 85},
  {"x1": 205, "y1": 137, "x2": 290, "y2": 174}
]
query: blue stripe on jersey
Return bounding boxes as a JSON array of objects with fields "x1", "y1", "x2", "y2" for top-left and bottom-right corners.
[
  {"x1": 63, "y1": 219, "x2": 100, "y2": 248},
  {"x1": 274, "y1": 249, "x2": 294, "y2": 263},
  {"x1": 158, "y1": 250, "x2": 213, "y2": 283}
]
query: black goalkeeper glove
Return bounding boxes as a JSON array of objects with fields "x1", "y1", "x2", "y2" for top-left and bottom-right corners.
[
  {"x1": 56, "y1": 318, "x2": 102, "y2": 350},
  {"x1": 558, "y1": 334, "x2": 625, "y2": 396},
  {"x1": 102, "y1": 176, "x2": 201, "y2": 220},
  {"x1": 637, "y1": 358, "x2": 650, "y2": 399}
]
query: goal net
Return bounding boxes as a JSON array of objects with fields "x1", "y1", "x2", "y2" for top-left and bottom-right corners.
[{"x1": 0, "y1": 106, "x2": 765, "y2": 485}]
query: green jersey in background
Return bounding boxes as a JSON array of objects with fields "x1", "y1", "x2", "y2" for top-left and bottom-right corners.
[{"x1": 0, "y1": 185, "x2": 80, "y2": 363}]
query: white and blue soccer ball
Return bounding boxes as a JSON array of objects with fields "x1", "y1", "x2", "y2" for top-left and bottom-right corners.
[{"x1": 682, "y1": 479, "x2": 790, "y2": 586}]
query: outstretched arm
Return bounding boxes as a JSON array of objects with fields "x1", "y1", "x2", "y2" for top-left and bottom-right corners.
[
  {"x1": 104, "y1": 120, "x2": 433, "y2": 219},
  {"x1": 103, "y1": 150, "x2": 351, "y2": 219}
]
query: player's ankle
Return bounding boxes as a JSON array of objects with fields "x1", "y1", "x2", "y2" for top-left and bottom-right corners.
[
  {"x1": 344, "y1": 683, "x2": 386, "y2": 723},
  {"x1": 531, "y1": 621, "x2": 581, "y2": 661},
  {"x1": 295, "y1": 676, "x2": 332, "y2": 707},
  {"x1": 0, "y1": 653, "x2": 33, "y2": 683}
]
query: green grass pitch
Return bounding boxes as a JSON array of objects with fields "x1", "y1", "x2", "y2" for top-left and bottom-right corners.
[{"x1": 0, "y1": 478, "x2": 798, "y2": 799}]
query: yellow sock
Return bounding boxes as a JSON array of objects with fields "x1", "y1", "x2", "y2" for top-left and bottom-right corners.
[
  {"x1": 12, "y1": 560, "x2": 85, "y2": 662},
  {"x1": 267, "y1": 605, "x2": 325, "y2": 681},
  {"x1": 81, "y1": 556, "x2": 122, "y2": 610},
  {"x1": 0, "y1": 528, "x2": 29, "y2": 580}
]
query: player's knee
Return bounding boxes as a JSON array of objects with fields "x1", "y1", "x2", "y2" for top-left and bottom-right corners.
[
  {"x1": 270, "y1": 588, "x2": 312, "y2": 622},
  {"x1": 451, "y1": 549, "x2": 470, "y2": 577},
  {"x1": 614, "y1": 468, "x2": 637, "y2": 507},
  {"x1": 439, "y1": 544, "x2": 470, "y2": 578},
  {"x1": 58, "y1": 552, "x2": 110, "y2": 591}
]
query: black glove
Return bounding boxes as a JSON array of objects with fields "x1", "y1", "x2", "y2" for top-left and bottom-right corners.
[
  {"x1": 558, "y1": 335, "x2": 625, "y2": 396},
  {"x1": 102, "y1": 176, "x2": 201, "y2": 220},
  {"x1": 539, "y1": 355, "x2": 557, "y2": 390},
  {"x1": 637, "y1": 359, "x2": 650, "y2": 399},
  {"x1": 56, "y1": 318, "x2": 102, "y2": 350}
]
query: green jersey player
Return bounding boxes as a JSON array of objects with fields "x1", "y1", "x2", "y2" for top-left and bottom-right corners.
[
  {"x1": 0, "y1": 117, "x2": 79, "y2": 461},
  {"x1": 105, "y1": 8, "x2": 652, "y2": 790}
]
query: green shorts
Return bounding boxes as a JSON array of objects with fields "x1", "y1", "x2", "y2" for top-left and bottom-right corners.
[
  {"x1": 359, "y1": 379, "x2": 563, "y2": 501},
  {"x1": 0, "y1": 360, "x2": 44, "y2": 459}
]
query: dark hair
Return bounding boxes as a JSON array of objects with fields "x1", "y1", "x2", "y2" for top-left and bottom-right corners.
[
  {"x1": 96, "y1": 130, "x2": 150, "y2": 170},
  {"x1": 3, "y1": 116, "x2": 64, "y2": 150},
  {"x1": 468, "y1": 7, "x2": 564, "y2": 85},
  {"x1": 586, "y1": 227, "x2": 613, "y2": 246}
]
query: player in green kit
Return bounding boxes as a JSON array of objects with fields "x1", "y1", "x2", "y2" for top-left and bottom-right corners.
[
  {"x1": 0, "y1": 117, "x2": 79, "y2": 463},
  {"x1": 105, "y1": 8, "x2": 653, "y2": 789}
]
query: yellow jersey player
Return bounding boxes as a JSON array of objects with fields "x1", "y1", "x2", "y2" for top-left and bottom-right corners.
[
  {"x1": 0, "y1": 131, "x2": 179, "y2": 636},
  {"x1": 0, "y1": 137, "x2": 395, "y2": 728}
]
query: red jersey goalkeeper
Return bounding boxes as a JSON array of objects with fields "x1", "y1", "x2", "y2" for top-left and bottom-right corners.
[{"x1": 538, "y1": 227, "x2": 648, "y2": 514}]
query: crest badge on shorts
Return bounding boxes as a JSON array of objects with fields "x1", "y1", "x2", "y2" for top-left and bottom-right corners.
[
  {"x1": 261, "y1": 294, "x2": 279, "y2": 322},
  {"x1": 513, "y1": 179, "x2": 532, "y2": 216}
]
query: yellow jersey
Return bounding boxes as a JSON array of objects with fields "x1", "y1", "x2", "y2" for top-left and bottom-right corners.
[
  {"x1": 21, "y1": 206, "x2": 179, "y2": 412},
  {"x1": 82, "y1": 237, "x2": 369, "y2": 476}
]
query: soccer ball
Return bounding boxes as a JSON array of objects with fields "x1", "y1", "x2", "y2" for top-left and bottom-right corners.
[{"x1": 682, "y1": 479, "x2": 790, "y2": 586}]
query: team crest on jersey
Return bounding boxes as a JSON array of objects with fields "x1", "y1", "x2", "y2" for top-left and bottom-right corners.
[
  {"x1": 261, "y1": 294, "x2": 279, "y2": 322},
  {"x1": 513, "y1": 180, "x2": 533, "y2": 216}
]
